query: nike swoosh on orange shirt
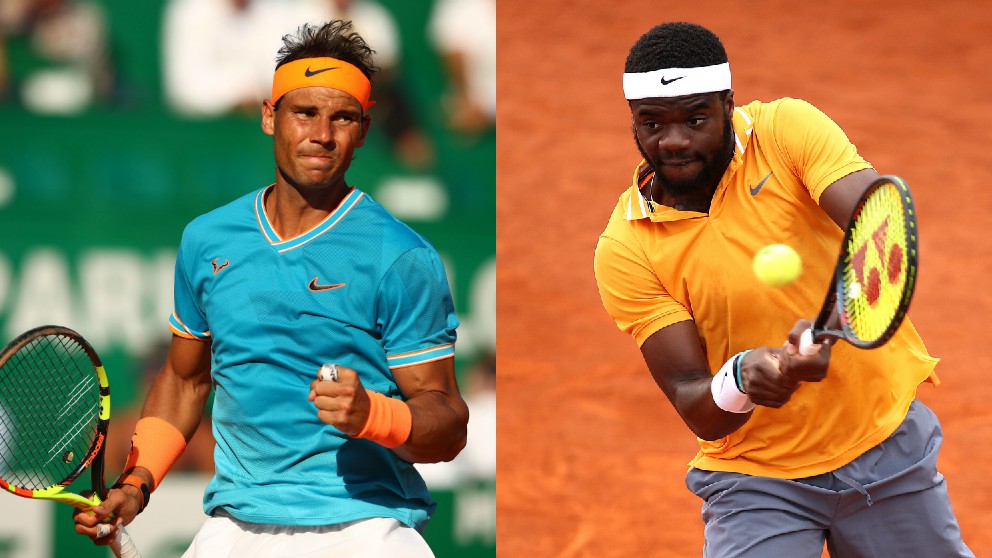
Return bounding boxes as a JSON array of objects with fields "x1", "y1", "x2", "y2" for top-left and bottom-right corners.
[
  {"x1": 308, "y1": 278, "x2": 346, "y2": 292},
  {"x1": 750, "y1": 172, "x2": 773, "y2": 196}
]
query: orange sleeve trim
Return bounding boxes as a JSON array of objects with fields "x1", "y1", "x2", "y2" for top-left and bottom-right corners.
[
  {"x1": 168, "y1": 324, "x2": 200, "y2": 340},
  {"x1": 388, "y1": 353, "x2": 454, "y2": 370}
]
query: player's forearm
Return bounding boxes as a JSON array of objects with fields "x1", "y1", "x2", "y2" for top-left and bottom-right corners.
[
  {"x1": 139, "y1": 366, "x2": 212, "y2": 441},
  {"x1": 117, "y1": 369, "x2": 207, "y2": 494},
  {"x1": 392, "y1": 390, "x2": 469, "y2": 464},
  {"x1": 672, "y1": 377, "x2": 751, "y2": 441},
  {"x1": 137, "y1": 336, "x2": 213, "y2": 441}
]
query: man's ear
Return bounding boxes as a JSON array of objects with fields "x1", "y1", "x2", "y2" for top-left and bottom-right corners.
[
  {"x1": 261, "y1": 99, "x2": 276, "y2": 136},
  {"x1": 356, "y1": 114, "x2": 371, "y2": 148}
]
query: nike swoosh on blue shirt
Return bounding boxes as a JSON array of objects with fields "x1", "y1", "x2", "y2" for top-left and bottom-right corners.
[
  {"x1": 308, "y1": 278, "x2": 346, "y2": 292},
  {"x1": 750, "y1": 172, "x2": 773, "y2": 196}
]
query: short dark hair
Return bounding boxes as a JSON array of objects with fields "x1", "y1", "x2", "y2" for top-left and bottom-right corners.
[
  {"x1": 625, "y1": 22, "x2": 728, "y2": 73},
  {"x1": 275, "y1": 20, "x2": 379, "y2": 81}
]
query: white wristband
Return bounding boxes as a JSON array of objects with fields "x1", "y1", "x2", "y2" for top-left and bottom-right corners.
[{"x1": 711, "y1": 352, "x2": 755, "y2": 413}]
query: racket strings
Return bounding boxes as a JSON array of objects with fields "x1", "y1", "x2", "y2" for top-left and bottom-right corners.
[
  {"x1": 841, "y1": 182, "x2": 913, "y2": 343},
  {"x1": 0, "y1": 333, "x2": 100, "y2": 490}
]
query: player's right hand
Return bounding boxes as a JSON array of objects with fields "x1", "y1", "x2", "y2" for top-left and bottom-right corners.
[
  {"x1": 738, "y1": 319, "x2": 833, "y2": 408},
  {"x1": 736, "y1": 346, "x2": 800, "y2": 408},
  {"x1": 72, "y1": 486, "x2": 140, "y2": 544}
]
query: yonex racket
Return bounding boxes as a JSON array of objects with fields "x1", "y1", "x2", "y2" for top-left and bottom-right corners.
[
  {"x1": 0, "y1": 325, "x2": 141, "y2": 558},
  {"x1": 799, "y1": 175, "x2": 919, "y2": 355}
]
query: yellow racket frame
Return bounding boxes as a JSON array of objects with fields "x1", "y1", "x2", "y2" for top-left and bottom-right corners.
[{"x1": 0, "y1": 327, "x2": 111, "y2": 511}]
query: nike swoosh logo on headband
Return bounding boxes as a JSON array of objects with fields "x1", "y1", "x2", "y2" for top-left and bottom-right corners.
[
  {"x1": 659, "y1": 76, "x2": 684, "y2": 85},
  {"x1": 305, "y1": 66, "x2": 339, "y2": 77}
]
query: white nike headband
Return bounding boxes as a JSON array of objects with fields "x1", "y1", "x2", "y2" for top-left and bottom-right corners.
[{"x1": 623, "y1": 62, "x2": 731, "y2": 99}]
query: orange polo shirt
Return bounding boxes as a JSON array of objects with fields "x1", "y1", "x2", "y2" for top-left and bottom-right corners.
[{"x1": 594, "y1": 98, "x2": 938, "y2": 479}]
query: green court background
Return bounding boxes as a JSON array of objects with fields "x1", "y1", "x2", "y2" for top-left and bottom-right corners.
[{"x1": 0, "y1": 1, "x2": 494, "y2": 556}]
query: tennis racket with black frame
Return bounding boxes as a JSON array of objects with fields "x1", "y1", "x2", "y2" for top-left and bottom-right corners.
[
  {"x1": 0, "y1": 325, "x2": 141, "y2": 558},
  {"x1": 798, "y1": 174, "x2": 919, "y2": 355}
]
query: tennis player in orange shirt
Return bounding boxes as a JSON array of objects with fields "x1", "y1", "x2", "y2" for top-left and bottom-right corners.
[{"x1": 594, "y1": 22, "x2": 973, "y2": 557}]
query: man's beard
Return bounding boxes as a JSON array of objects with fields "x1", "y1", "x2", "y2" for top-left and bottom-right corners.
[{"x1": 636, "y1": 118, "x2": 735, "y2": 198}]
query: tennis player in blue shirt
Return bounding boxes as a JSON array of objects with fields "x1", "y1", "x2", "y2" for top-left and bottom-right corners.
[{"x1": 73, "y1": 20, "x2": 468, "y2": 556}]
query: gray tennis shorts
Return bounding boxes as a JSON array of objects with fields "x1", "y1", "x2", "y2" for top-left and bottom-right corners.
[{"x1": 686, "y1": 400, "x2": 974, "y2": 558}]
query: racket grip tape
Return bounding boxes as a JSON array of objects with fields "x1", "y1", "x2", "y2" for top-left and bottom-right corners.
[
  {"x1": 798, "y1": 328, "x2": 822, "y2": 356},
  {"x1": 111, "y1": 525, "x2": 142, "y2": 558},
  {"x1": 95, "y1": 522, "x2": 142, "y2": 558},
  {"x1": 318, "y1": 363, "x2": 339, "y2": 382}
]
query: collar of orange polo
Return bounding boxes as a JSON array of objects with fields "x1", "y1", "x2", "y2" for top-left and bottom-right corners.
[{"x1": 271, "y1": 57, "x2": 375, "y2": 110}]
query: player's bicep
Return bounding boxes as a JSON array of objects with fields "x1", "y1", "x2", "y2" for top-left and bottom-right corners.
[
  {"x1": 817, "y1": 167, "x2": 879, "y2": 228},
  {"x1": 639, "y1": 320, "x2": 710, "y2": 404},
  {"x1": 392, "y1": 357, "x2": 461, "y2": 402},
  {"x1": 163, "y1": 334, "x2": 212, "y2": 384},
  {"x1": 141, "y1": 335, "x2": 212, "y2": 438}
]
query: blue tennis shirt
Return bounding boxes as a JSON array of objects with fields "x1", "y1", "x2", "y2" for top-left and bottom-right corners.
[{"x1": 168, "y1": 185, "x2": 458, "y2": 528}]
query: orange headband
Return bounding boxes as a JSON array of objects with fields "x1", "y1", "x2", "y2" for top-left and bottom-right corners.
[{"x1": 271, "y1": 57, "x2": 375, "y2": 110}]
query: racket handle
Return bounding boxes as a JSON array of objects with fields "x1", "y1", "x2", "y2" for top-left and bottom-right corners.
[
  {"x1": 110, "y1": 525, "x2": 142, "y2": 558},
  {"x1": 798, "y1": 328, "x2": 821, "y2": 356},
  {"x1": 318, "y1": 363, "x2": 339, "y2": 382}
]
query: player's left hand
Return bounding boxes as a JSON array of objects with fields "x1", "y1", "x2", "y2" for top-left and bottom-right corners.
[
  {"x1": 72, "y1": 489, "x2": 133, "y2": 545},
  {"x1": 737, "y1": 347, "x2": 800, "y2": 408},
  {"x1": 308, "y1": 365, "x2": 372, "y2": 435}
]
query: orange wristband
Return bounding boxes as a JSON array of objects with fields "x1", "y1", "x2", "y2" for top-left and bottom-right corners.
[
  {"x1": 355, "y1": 392, "x2": 412, "y2": 448},
  {"x1": 123, "y1": 417, "x2": 187, "y2": 491},
  {"x1": 113, "y1": 474, "x2": 150, "y2": 513}
]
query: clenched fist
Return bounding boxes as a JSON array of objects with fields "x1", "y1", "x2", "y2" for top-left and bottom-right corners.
[{"x1": 308, "y1": 364, "x2": 372, "y2": 435}]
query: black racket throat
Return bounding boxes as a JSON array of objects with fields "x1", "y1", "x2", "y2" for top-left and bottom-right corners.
[{"x1": 809, "y1": 276, "x2": 839, "y2": 342}]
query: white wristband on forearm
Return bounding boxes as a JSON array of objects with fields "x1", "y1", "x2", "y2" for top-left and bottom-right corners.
[{"x1": 711, "y1": 352, "x2": 755, "y2": 413}]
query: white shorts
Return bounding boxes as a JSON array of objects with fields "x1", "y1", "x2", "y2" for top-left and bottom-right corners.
[{"x1": 181, "y1": 512, "x2": 435, "y2": 558}]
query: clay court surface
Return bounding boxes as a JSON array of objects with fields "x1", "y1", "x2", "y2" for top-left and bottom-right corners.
[{"x1": 497, "y1": 1, "x2": 992, "y2": 555}]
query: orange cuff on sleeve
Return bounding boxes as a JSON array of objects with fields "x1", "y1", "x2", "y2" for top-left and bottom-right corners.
[
  {"x1": 123, "y1": 417, "x2": 187, "y2": 491},
  {"x1": 355, "y1": 391, "x2": 412, "y2": 448}
]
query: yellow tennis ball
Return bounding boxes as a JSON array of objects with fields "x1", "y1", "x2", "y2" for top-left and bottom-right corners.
[{"x1": 753, "y1": 244, "x2": 802, "y2": 287}]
